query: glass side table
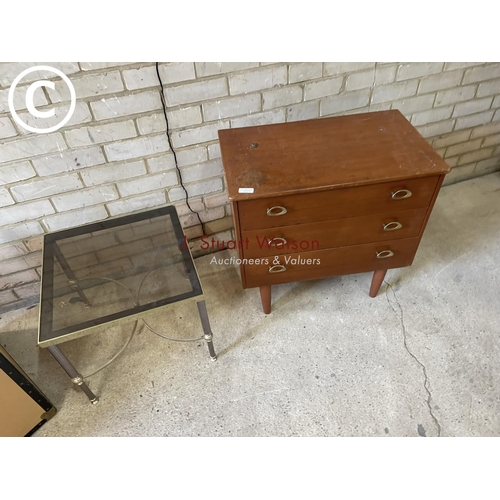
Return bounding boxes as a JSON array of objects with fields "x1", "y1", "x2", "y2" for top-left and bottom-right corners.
[{"x1": 38, "y1": 205, "x2": 217, "y2": 404}]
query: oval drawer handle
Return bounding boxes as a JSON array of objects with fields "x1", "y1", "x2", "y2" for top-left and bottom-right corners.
[
  {"x1": 376, "y1": 250, "x2": 394, "y2": 259},
  {"x1": 391, "y1": 189, "x2": 412, "y2": 200},
  {"x1": 268, "y1": 237, "x2": 288, "y2": 246},
  {"x1": 383, "y1": 221, "x2": 403, "y2": 231},
  {"x1": 269, "y1": 264, "x2": 287, "y2": 273},
  {"x1": 267, "y1": 206, "x2": 287, "y2": 216}
]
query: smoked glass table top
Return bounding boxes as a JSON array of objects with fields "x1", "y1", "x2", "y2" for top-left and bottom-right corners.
[{"x1": 38, "y1": 206, "x2": 202, "y2": 347}]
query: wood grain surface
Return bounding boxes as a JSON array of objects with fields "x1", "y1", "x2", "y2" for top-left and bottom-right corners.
[{"x1": 219, "y1": 110, "x2": 450, "y2": 201}]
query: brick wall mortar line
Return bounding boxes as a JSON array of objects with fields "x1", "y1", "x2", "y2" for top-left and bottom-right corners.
[
  {"x1": 100, "y1": 144, "x2": 109, "y2": 163},
  {"x1": 368, "y1": 62, "x2": 377, "y2": 110},
  {"x1": 47, "y1": 197, "x2": 58, "y2": 213}
]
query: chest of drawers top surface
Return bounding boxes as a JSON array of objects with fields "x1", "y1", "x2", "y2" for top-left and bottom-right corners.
[{"x1": 218, "y1": 110, "x2": 450, "y2": 201}]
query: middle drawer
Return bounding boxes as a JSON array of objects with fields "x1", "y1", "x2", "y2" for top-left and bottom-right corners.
[{"x1": 241, "y1": 208, "x2": 427, "y2": 258}]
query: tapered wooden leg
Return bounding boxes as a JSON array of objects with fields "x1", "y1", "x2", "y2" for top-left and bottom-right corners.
[
  {"x1": 369, "y1": 270, "x2": 387, "y2": 297},
  {"x1": 259, "y1": 285, "x2": 272, "y2": 314}
]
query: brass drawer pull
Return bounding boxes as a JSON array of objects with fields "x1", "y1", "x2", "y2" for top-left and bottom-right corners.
[
  {"x1": 268, "y1": 237, "x2": 287, "y2": 246},
  {"x1": 391, "y1": 189, "x2": 412, "y2": 200},
  {"x1": 383, "y1": 221, "x2": 403, "y2": 231},
  {"x1": 269, "y1": 264, "x2": 287, "y2": 273},
  {"x1": 267, "y1": 206, "x2": 287, "y2": 216},
  {"x1": 376, "y1": 250, "x2": 394, "y2": 259}
]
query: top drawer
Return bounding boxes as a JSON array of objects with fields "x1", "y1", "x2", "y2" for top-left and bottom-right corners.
[{"x1": 238, "y1": 176, "x2": 439, "y2": 230}]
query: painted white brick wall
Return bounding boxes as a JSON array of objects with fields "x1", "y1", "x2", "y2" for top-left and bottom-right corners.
[
  {"x1": 136, "y1": 113, "x2": 167, "y2": 135},
  {"x1": 0, "y1": 187, "x2": 15, "y2": 207},
  {"x1": 90, "y1": 90, "x2": 161, "y2": 120},
  {"x1": 179, "y1": 159, "x2": 223, "y2": 183},
  {"x1": 0, "y1": 243, "x2": 27, "y2": 260},
  {"x1": 0, "y1": 162, "x2": 36, "y2": 184},
  {"x1": 80, "y1": 160, "x2": 147, "y2": 186},
  {"x1": 107, "y1": 191, "x2": 166, "y2": 216},
  {"x1": 453, "y1": 97, "x2": 494, "y2": 117},
  {"x1": 374, "y1": 65, "x2": 397, "y2": 85},
  {"x1": 147, "y1": 154, "x2": 175, "y2": 173},
  {"x1": 16, "y1": 102, "x2": 93, "y2": 135},
  {"x1": 195, "y1": 62, "x2": 258, "y2": 77},
  {"x1": 165, "y1": 78, "x2": 228, "y2": 107},
  {"x1": 104, "y1": 134, "x2": 169, "y2": 162},
  {"x1": 0, "y1": 133, "x2": 67, "y2": 163},
  {"x1": 0, "y1": 116, "x2": 17, "y2": 139},
  {"x1": 463, "y1": 64, "x2": 500, "y2": 84},
  {"x1": 64, "y1": 119, "x2": 137, "y2": 147},
  {"x1": 48, "y1": 71, "x2": 124, "y2": 102},
  {"x1": 477, "y1": 79, "x2": 500, "y2": 98},
  {"x1": 203, "y1": 94, "x2": 261, "y2": 120},
  {"x1": 304, "y1": 77, "x2": 342, "y2": 101},
  {"x1": 3, "y1": 199, "x2": 55, "y2": 225},
  {"x1": 174, "y1": 146, "x2": 207, "y2": 166},
  {"x1": 324, "y1": 62, "x2": 374, "y2": 75},
  {"x1": 231, "y1": 109, "x2": 285, "y2": 128},
  {"x1": 287, "y1": 101, "x2": 319, "y2": 122},
  {"x1": 10, "y1": 173, "x2": 83, "y2": 201},
  {"x1": 392, "y1": 94, "x2": 435, "y2": 114},
  {"x1": 397, "y1": 62, "x2": 444, "y2": 81},
  {"x1": 31, "y1": 146, "x2": 106, "y2": 175},
  {"x1": 455, "y1": 111, "x2": 495, "y2": 130},
  {"x1": 51, "y1": 185, "x2": 119, "y2": 211},
  {"x1": 0, "y1": 85, "x2": 48, "y2": 113},
  {"x1": 116, "y1": 171, "x2": 178, "y2": 197},
  {"x1": 1, "y1": 61, "x2": 499, "y2": 310},
  {"x1": 228, "y1": 66, "x2": 287, "y2": 95},
  {"x1": 0, "y1": 221, "x2": 44, "y2": 245},
  {"x1": 371, "y1": 80, "x2": 419, "y2": 104},
  {"x1": 263, "y1": 87, "x2": 302, "y2": 109},
  {"x1": 43, "y1": 205, "x2": 109, "y2": 231},
  {"x1": 288, "y1": 63, "x2": 322, "y2": 83},
  {"x1": 418, "y1": 70, "x2": 463, "y2": 94},
  {"x1": 166, "y1": 107, "x2": 202, "y2": 129},
  {"x1": 159, "y1": 63, "x2": 197, "y2": 85},
  {"x1": 345, "y1": 69, "x2": 375, "y2": 91},
  {"x1": 320, "y1": 90, "x2": 371, "y2": 115},
  {"x1": 435, "y1": 86, "x2": 476, "y2": 107},
  {"x1": 0, "y1": 63, "x2": 79, "y2": 87},
  {"x1": 171, "y1": 121, "x2": 229, "y2": 148},
  {"x1": 411, "y1": 106, "x2": 454, "y2": 127}
]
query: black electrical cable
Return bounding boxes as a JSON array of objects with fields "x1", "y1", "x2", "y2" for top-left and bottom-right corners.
[{"x1": 155, "y1": 62, "x2": 206, "y2": 235}]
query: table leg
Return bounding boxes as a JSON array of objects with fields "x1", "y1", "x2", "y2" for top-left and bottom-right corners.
[
  {"x1": 259, "y1": 285, "x2": 271, "y2": 314},
  {"x1": 196, "y1": 301, "x2": 217, "y2": 361},
  {"x1": 369, "y1": 269, "x2": 387, "y2": 298},
  {"x1": 47, "y1": 345, "x2": 99, "y2": 404},
  {"x1": 53, "y1": 242, "x2": 91, "y2": 308}
]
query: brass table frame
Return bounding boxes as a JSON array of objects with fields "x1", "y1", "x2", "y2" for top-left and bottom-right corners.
[{"x1": 38, "y1": 206, "x2": 217, "y2": 404}]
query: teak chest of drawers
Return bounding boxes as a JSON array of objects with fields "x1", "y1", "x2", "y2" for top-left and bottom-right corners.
[{"x1": 218, "y1": 110, "x2": 450, "y2": 314}]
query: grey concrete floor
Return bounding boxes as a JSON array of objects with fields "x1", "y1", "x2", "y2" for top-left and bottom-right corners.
[{"x1": 1, "y1": 173, "x2": 499, "y2": 437}]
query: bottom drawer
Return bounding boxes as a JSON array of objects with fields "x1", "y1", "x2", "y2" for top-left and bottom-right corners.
[{"x1": 243, "y1": 237, "x2": 420, "y2": 288}]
